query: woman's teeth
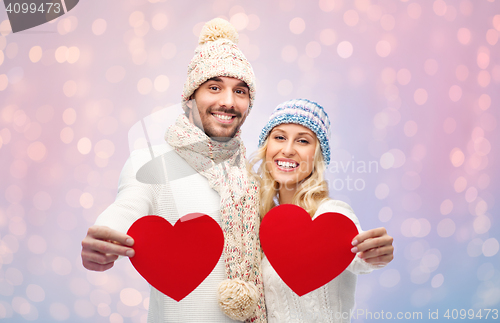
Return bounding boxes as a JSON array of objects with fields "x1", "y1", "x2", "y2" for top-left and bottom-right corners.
[{"x1": 277, "y1": 161, "x2": 298, "y2": 168}]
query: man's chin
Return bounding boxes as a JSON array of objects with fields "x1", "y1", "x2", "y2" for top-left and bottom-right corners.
[{"x1": 211, "y1": 136, "x2": 232, "y2": 142}]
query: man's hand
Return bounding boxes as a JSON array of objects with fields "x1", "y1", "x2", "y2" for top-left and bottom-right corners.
[
  {"x1": 81, "y1": 226, "x2": 135, "y2": 272},
  {"x1": 351, "y1": 227, "x2": 393, "y2": 266}
]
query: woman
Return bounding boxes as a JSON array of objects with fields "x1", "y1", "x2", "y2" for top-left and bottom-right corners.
[{"x1": 251, "y1": 99, "x2": 394, "y2": 322}]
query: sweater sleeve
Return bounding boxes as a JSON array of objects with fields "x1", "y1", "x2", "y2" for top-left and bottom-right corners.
[
  {"x1": 314, "y1": 199, "x2": 381, "y2": 275},
  {"x1": 94, "y1": 149, "x2": 156, "y2": 234}
]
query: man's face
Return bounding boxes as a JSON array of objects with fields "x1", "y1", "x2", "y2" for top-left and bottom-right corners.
[{"x1": 187, "y1": 76, "x2": 250, "y2": 142}]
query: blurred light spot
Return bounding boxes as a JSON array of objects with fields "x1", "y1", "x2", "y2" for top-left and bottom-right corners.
[
  {"x1": 94, "y1": 139, "x2": 115, "y2": 158},
  {"x1": 74, "y1": 299, "x2": 95, "y2": 318},
  {"x1": 67, "y1": 47, "x2": 80, "y2": 64},
  {"x1": 277, "y1": 79, "x2": 293, "y2": 96},
  {"x1": 246, "y1": 14, "x2": 260, "y2": 31},
  {"x1": 407, "y1": 2, "x2": 422, "y2": 19},
  {"x1": 5, "y1": 267, "x2": 23, "y2": 285},
  {"x1": 376, "y1": 40, "x2": 391, "y2": 57},
  {"x1": 69, "y1": 278, "x2": 90, "y2": 297},
  {"x1": 337, "y1": 41, "x2": 353, "y2": 58},
  {"x1": 161, "y1": 43, "x2": 176, "y2": 60},
  {"x1": 477, "y1": 47, "x2": 490, "y2": 69},
  {"x1": 305, "y1": 41, "x2": 321, "y2": 58},
  {"x1": 379, "y1": 152, "x2": 394, "y2": 169},
  {"x1": 129, "y1": 11, "x2": 145, "y2": 28},
  {"x1": 120, "y1": 288, "x2": 142, "y2": 306},
  {"x1": 443, "y1": 117, "x2": 456, "y2": 134},
  {"x1": 33, "y1": 191, "x2": 52, "y2": 211},
  {"x1": 493, "y1": 14, "x2": 500, "y2": 31},
  {"x1": 50, "y1": 302, "x2": 70, "y2": 320},
  {"x1": 27, "y1": 141, "x2": 46, "y2": 162},
  {"x1": 477, "y1": 263, "x2": 494, "y2": 281},
  {"x1": 79, "y1": 192, "x2": 94, "y2": 209},
  {"x1": 7, "y1": 66, "x2": 24, "y2": 84},
  {"x1": 404, "y1": 120, "x2": 418, "y2": 137},
  {"x1": 378, "y1": 206, "x2": 392, "y2": 222},
  {"x1": 375, "y1": 183, "x2": 389, "y2": 199},
  {"x1": 479, "y1": 112, "x2": 497, "y2": 131},
  {"x1": 420, "y1": 249, "x2": 441, "y2": 273},
  {"x1": 410, "y1": 218, "x2": 430, "y2": 237},
  {"x1": 440, "y1": 199, "x2": 453, "y2": 215},
  {"x1": 52, "y1": 257, "x2": 72, "y2": 275},
  {"x1": 87, "y1": 271, "x2": 109, "y2": 286},
  {"x1": 106, "y1": 66, "x2": 126, "y2": 83},
  {"x1": 0, "y1": 74, "x2": 7, "y2": 90},
  {"x1": 26, "y1": 284, "x2": 45, "y2": 302},
  {"x1": 319, "y1": 29, "x2": 336, "y2": 46},
  {"x1": 343, "y1": 10, "x2": 359, "y2": 26},
  {"x1": 457, "y1": 28, "x2": 471, "y2": 45},
  {"x1": 454, "y1": 176, "x2": 467, "y2": 193},
  {"x1": 10, "y1": 160, "x2": 28, "y2": 179},
  {"x1": 66, "y1": 188, "x2": 83, "y2": 208},
  {"x1": 448, "y1": 85, "x2": 462, "y2": 102},
  {"x1": 381, "y1": 68, "x2": 396, "y2": 84},
  {"x1": 192, "y1": 21, "x2": 205, "y2": 38},
  {"x1": 29, "y1": 46, "x2": 42, "y2": 63},
  {"x1": 444, "y1": 4, "x2": 457, "y2": 21},
  {"x1": 55, "y1": 46, "x2": 68, "y2": 63},
  {"x1": 465, "y1": 186, "x2": 478, "y2": 203},
  {"x1": 474, "y1": 137, "x2": 491, "y2": 156},
  {"x1": 137, "y1": 78, "x2": 153, "y2": 95},
  {"x1": 110, "y1": 313, "x2": 123, "y2": 323},
  {"x1": 478, "y1": 94, "x2": 491, "y2": 111},
  {"x1": 63, "y1": 80, "x2": 77, "y2": 97},
  {"x1": 477, "y1": 174, "x2": 490, "y2": 190},
  {"x1": 281, "y1": 45, "x2": 298, "y2": 63},
  {"x1": 27, "y1": 235, "x2": 47, "y2": 254},
  {"x1": 402, "y1": 193, "x2": 422, "y2": 212},
  {"x1": 5, "y1": 43, "x2": 18, "y2": 59},
  {"x1": 402, "y1": 171, "x2": 420, "y2": 190},
  {"x1": 9, "y1": 216, "x2": 26, "y2": 235},
  {"x1": 380, "y1": 14, "x2": 395, "y2": 31},
  {"x1": 77, "y1": 137, "x2": 92, "y2": 155},
  {"x1": 410, "y1": 267, "x2": 430, "y2": 285},
  {"x1": 289, "y1": 17, "x2": 305, "y2": 34},
  {"x1": 483, "y1": 238, "x2": 499, "y2": 257},
  {"x1": 478, "y1": 70, "x2": 491, "y2": 87},
  {"x1": 437, "y1": 218, "x2": 455, "y2": 237},
  {"x1": 154, "y1": 75, "x2": 170, "y2": 92},
  {"x1": 379, "y1": 269, "x2": 400, "y2": 288},
  {"x1": 90, "y1": 290, "x2": 111, "y2": 306},
  {"x1": 62, "y1": 108, "x2": 76, "y2": 125},
  {"x1": 450, "y1": 148, "x2": 464, "y2": 167},
  {"x1": 414, "y1": 88, "x2": 428, "y2": 105},
  {"x1": 319, "y1": 0, "x2": 336, "y2": 12},
  {"x1": 0, "y1": 20, "x2": 12, "y2": 36},
  {"x1": 230, "y1": 13, "x2": 249, "y2": 31},
  {"x1": 396, "y1": 68, "x2": 411, "y2": 85},
  {"x1": 91, "y1": 18, "x2": 107, "y2": 36},
  {"x1": 431, "y1": 274, "x2": 444, "y2": 288},
  {"x1": 424, "y1": 59, "x2": 438, "y2": 75},
  {"x1": 60, "y1": 127, "x2": 74, "y2": 144},
  {"x1": 433, "y1": 0, "x2": 447, "y2": 16},
  {"x1": 367, "y1": 5, "x2": 383, "y2": 21},
  {"x1": 97, "y1": 303, "x2": 111, "y2": 316},
  {"x1": 486, "y1": 29, "x2": 499, "y2": 45},
  {"x1": 467, "y1": 238, "x2": 483, "y2": 257},
  {"x1": 474, "y1": 215, "x2": 491, "y2": 234},
  {"x1": 151, "y1": 13, "x2": 168, "y2": 31}
]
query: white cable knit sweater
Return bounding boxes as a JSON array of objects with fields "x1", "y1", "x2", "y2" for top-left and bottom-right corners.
[
  {"x1": 262, "y1": 199, "x2": 380, "y2": 323},
  {"x1": 95, "y1": 143, "x2": 241, "y2": 323}
]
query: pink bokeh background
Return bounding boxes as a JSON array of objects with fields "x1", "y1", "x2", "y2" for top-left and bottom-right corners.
[{"x1": 1, "y1": 0, "x2": 499, "y2": 321}]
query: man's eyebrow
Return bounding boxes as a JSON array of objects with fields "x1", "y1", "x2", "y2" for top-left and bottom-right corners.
[
  {"x1": 207, "y1": 77, "x2": 223, "y2": 82},
  {"x1": 206, "y1": 77, "x2": 249, "y2": 89}
]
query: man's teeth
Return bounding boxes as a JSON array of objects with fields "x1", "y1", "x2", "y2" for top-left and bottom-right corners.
[
  {"x1": 214, "y1": 114, "x2": 232, "y2": 120},
  {"x1": 277, "y1": 161, "x2": 298, "y2": 168}
]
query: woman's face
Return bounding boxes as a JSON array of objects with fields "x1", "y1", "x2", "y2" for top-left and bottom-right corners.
[{"x1": 265, "y1": 124, "x2": 317, "y2": 189}]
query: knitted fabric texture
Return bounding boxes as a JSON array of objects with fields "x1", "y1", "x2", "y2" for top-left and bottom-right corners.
[
  {"x1": 165, "y1": 115, "x2": 266, "y2": 322},
  {"x1": 258, "y1": 98, "x2": 332, "y2": 165},
  {"x1": 182, "y1": 18, "x2": 256, "y2": 110}
]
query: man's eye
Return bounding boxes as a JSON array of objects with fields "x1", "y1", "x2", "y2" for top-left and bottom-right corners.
[
  {"x1": 209, "y1": 86, "x2": 219, "y2": 91},
  {"x1": 235, "y1": 89, "x2": 247, "y2": 94}
]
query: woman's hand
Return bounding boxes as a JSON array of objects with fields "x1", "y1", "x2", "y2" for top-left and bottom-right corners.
[{"x1": 351, "y1": 227, "x2": 394, "y2": 266}]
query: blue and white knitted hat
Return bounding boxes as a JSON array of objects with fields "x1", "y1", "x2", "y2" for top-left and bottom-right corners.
[{"x1": 258, "y1": 99, "x2": 331, "y2": 165}]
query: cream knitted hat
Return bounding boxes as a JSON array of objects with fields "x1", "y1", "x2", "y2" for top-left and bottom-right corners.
[{"x1": 182, "y1": 18, "x2": 256, "y2": 110}]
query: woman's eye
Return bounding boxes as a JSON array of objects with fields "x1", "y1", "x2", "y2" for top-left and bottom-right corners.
[
  {"x1": 298, "y1": 139, "x2": 310, "y2": 144},
  {"x1": 274, "y1": 135, "x2": 285, "y2": 140}
]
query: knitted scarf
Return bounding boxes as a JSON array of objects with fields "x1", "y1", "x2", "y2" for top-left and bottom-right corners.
[{"x1": 165, "y1": 115, "x2": 266, "y2": 323}]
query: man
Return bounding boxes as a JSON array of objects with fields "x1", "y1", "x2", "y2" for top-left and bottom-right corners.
[{"x1": 82, "y1": 18, "x2": 266, "y2": 322}]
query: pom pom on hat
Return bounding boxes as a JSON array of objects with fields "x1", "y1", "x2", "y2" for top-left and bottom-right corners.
[
  {"x1": 217, "y1": 279, "x2": 259, "y2": 321},
  {"x1": 199, "y1": 18, "x2": 239, "y2": 45}
]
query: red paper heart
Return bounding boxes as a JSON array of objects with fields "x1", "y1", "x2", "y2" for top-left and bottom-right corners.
[
  {"x1": 127, "y1": 214, "x2": 224, "y2": 301},
  {"x1": 260, "y1": 204, "x2": 358, "y2": 296}
]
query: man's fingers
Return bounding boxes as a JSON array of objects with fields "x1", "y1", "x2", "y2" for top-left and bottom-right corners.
[
  {"x1": 352, "y1": 227, "x2": 387, "y2": 246},
  {"x1": 87, "y1": 226, "x2": 134, "y2": 247}
]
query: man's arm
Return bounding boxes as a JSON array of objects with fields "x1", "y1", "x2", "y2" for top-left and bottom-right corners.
[{"x1": 81, "y1": 225, "x2": 135, "y2": 271}]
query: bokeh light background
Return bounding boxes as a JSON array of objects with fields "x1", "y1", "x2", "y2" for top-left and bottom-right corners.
[{"x1": 1, "y1": 0, "x2": 499, "y2": 321}]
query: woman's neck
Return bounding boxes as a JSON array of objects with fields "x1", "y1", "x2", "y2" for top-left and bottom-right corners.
[{"x1": 278, "y1": 185, "x2": 297, "y2": 205}]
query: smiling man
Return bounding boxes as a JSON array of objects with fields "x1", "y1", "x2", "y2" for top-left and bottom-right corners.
[{"x1": 81, "y1": 18, "x2": 266, "y2": 323}]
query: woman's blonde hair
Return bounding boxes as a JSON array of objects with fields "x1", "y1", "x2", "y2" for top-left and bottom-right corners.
[{"x1": 248, "y1": 135, "x2": 329, "y2": 219}]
